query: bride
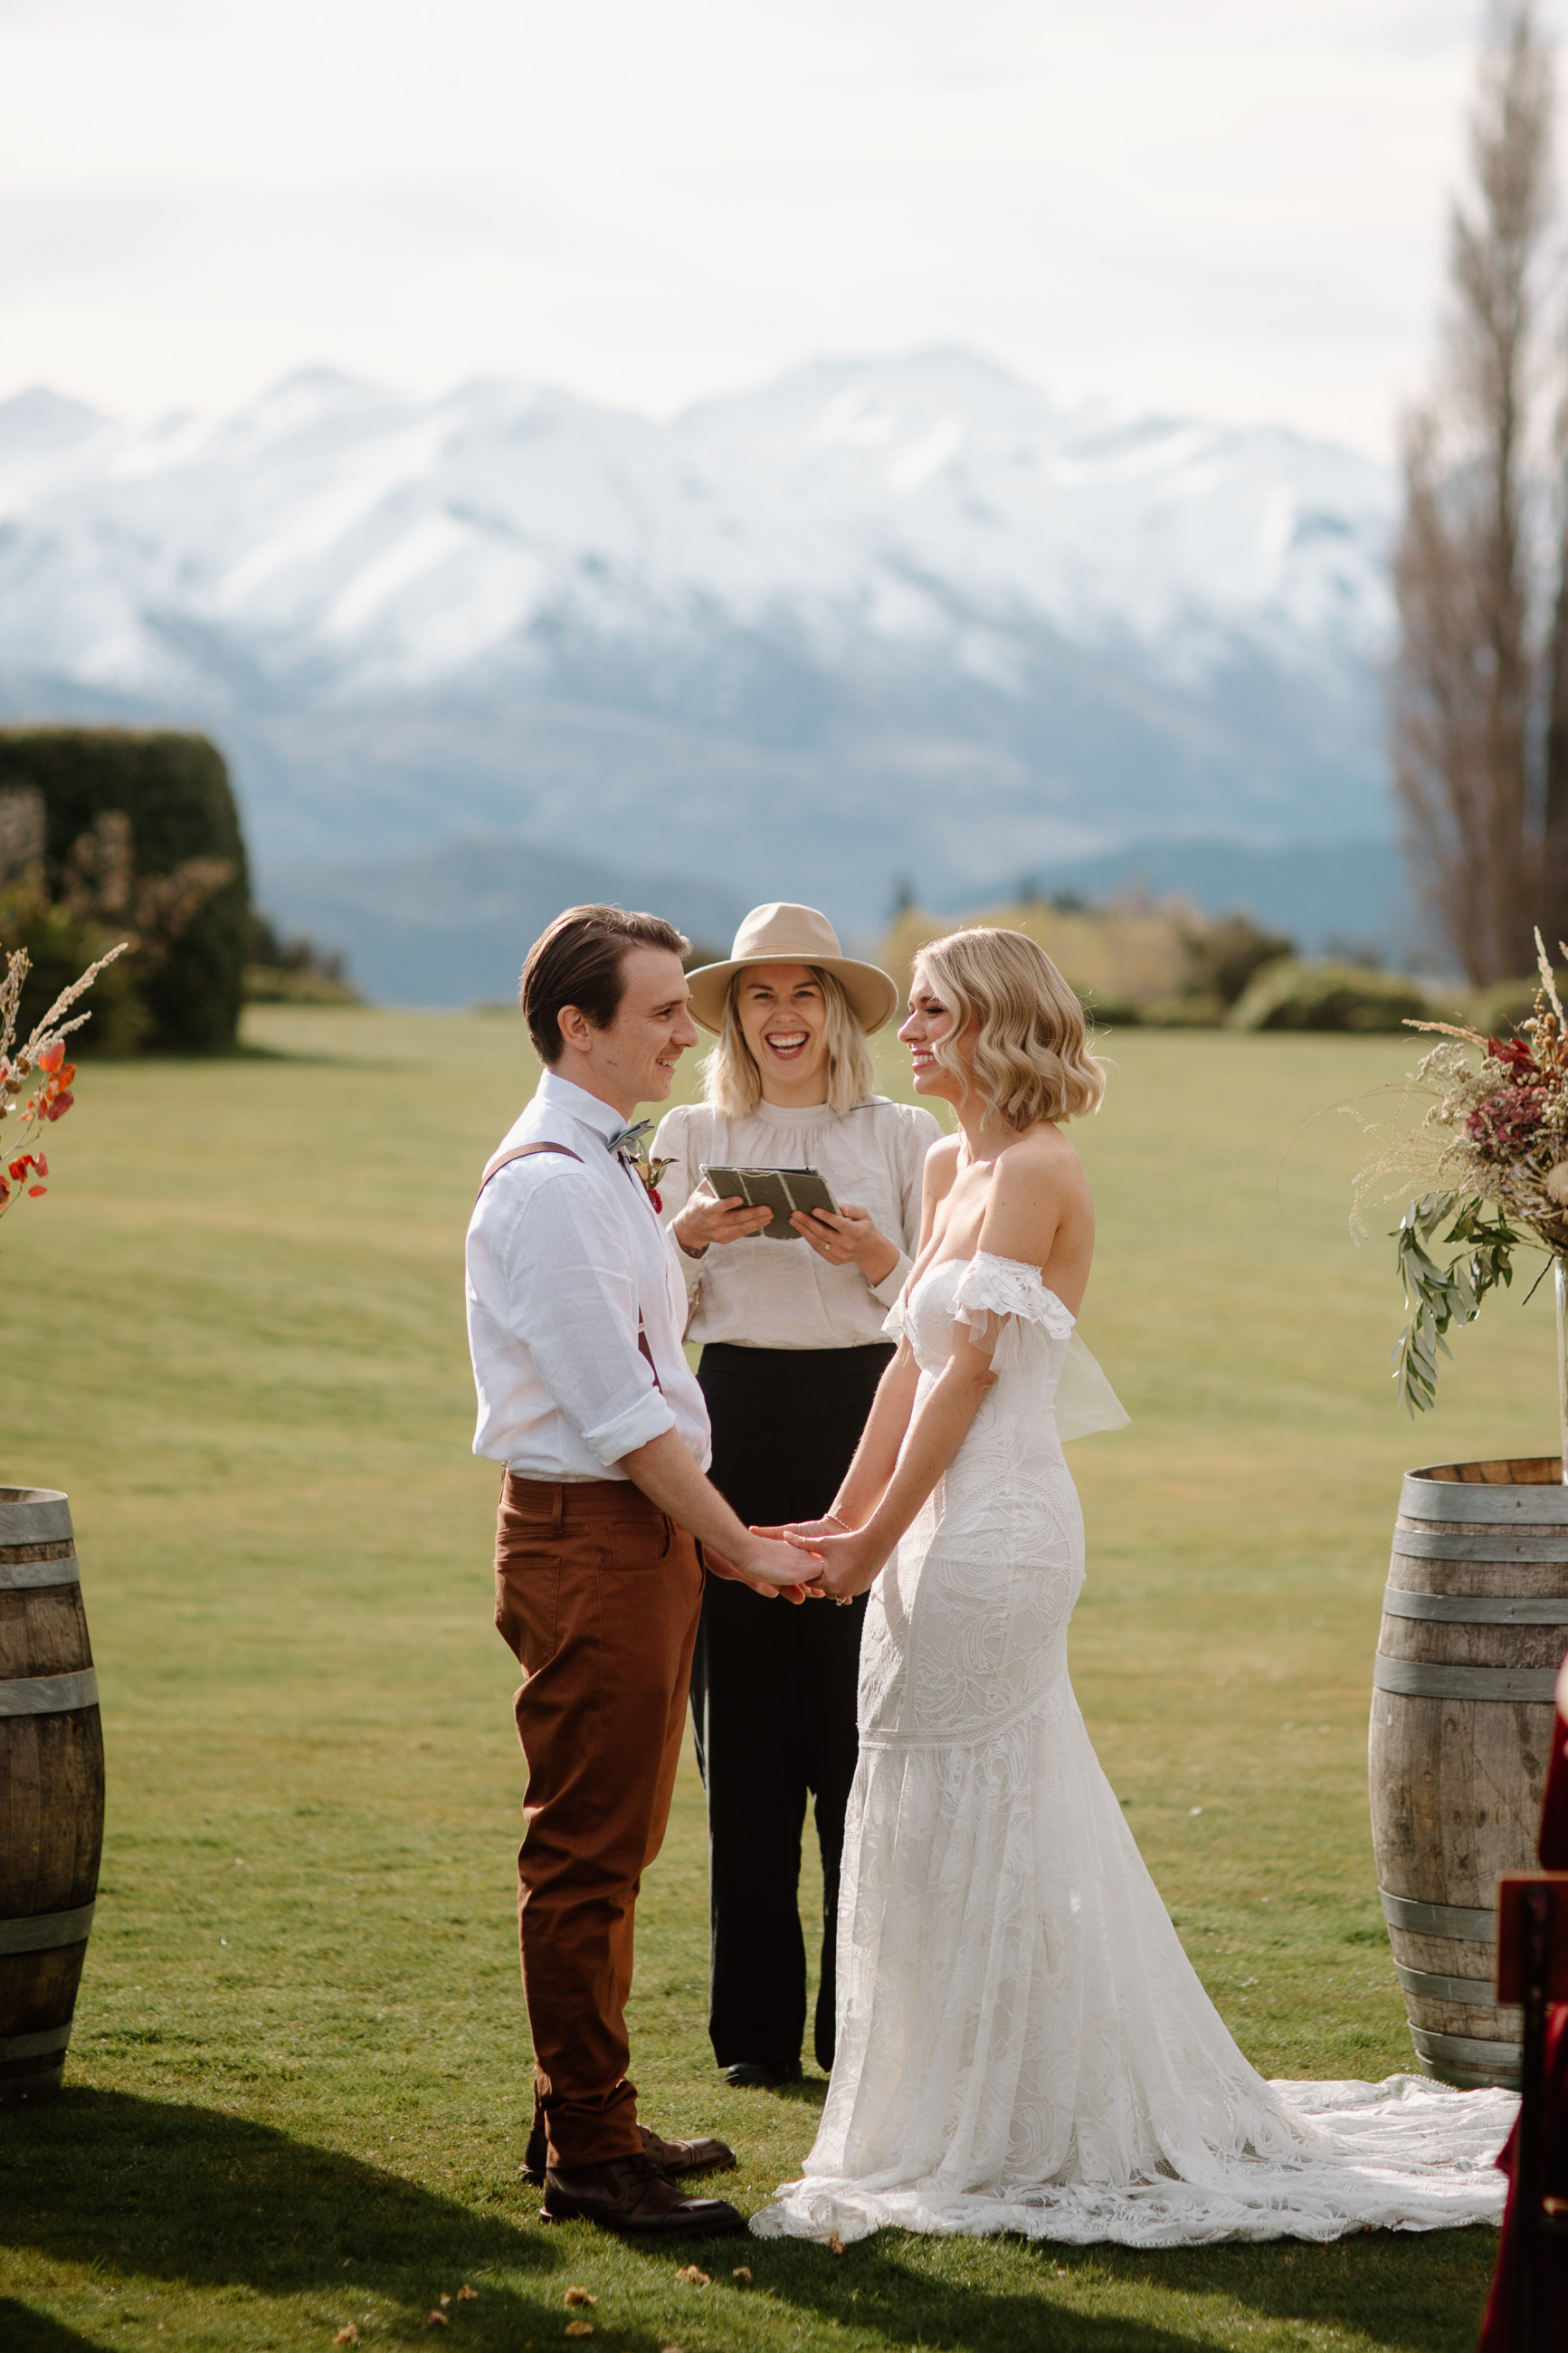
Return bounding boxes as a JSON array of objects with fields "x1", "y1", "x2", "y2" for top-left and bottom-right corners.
[{"x1": 751, "y1": 926, "x2": 1513, "y2": 2248}]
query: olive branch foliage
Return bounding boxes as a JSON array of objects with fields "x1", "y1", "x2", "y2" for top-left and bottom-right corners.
[
  {"x1": 1388, "y1": 1193, "x2": 1522, "y2": 1415},
  {"x1": 1350, "y1": 929, "x2": 1568, "y2": 1415}
]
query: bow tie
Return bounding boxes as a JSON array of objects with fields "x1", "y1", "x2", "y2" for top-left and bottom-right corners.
[{"x1": 604, "y1": 1119, "x2": 653, "y2": 1162}]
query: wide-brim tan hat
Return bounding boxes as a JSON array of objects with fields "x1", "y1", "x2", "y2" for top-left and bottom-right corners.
[{"x1": 686, "y1": 903, "x2": 901, "y2": 1035}]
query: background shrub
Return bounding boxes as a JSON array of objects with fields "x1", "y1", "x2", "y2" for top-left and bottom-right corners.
[
  {"x1": 0, "y1": 728, "x2": 251, "y2": 1052},
  {"x1": 1228, "y1": 957, "x2": 1431, "y2": 1034}
]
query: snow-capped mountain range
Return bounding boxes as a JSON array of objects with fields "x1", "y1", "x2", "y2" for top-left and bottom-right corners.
[{"x1": 0, "y1": 347, "x2": 1399, "y2": 969}]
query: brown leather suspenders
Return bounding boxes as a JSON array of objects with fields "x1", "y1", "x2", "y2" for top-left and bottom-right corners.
[{"x1": 475, "y1": 1139, "x2": 663, "y2": 1389}]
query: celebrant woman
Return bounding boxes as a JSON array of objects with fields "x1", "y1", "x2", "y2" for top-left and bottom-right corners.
[{"x1": 653, "y1": 903, "x2": 941, "y2": 2089}]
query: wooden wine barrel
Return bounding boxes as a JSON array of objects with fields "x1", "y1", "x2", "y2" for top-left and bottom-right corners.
[
  {"x1": 1369, "y1": 1457, "x2": 1568, "y2": 2090},
  {"x1": 0, "y1": 1487, "x2": 102, "y2": 2101}
]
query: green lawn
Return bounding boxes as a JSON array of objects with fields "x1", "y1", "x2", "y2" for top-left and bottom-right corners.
[{"x1": 1, "y1": 1009, "x2": 1547, "y2": 2353}]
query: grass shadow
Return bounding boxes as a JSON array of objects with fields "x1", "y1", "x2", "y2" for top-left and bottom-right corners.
[
  {"x1": 1, "y1": 2304, "x2": 106, "y2": 2350},
  {"x1": 756, "y1": 2228, "x2": 1497, "y2": 2353},
  {"x1": 0, "y1": 2088, "x2": 562, "y2": 2339}
]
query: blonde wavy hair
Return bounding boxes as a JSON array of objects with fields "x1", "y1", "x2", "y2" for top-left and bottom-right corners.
[
  {"x1": 914, "y1": 928, "x2": 1105, "y2": 1128},
  {"x1": 702, "y1": 966, "x2": 877, "y2": 1118}
]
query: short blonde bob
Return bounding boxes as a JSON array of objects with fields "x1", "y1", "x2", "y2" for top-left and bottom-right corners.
[
  {"x1": 914, "y1": 928, "x2": 1105, "y2": 1129},
  {"x1": 702, "y1": 965, "x2": 877, "y2": 1119}
]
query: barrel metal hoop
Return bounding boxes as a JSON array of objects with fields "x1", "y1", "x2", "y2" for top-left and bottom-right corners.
[
  {"x1": 1401, "y1": 1471, "x2": 1568, "y2": 1526},
  {"x1": 0, "y1": 1902, "x2": 96, "y2": 1955},
  {"x1": 0, "y1": 1495, "x2": 73, "y2": 1547},
  {"x1": 1381, "y1": 1586, "x2": 1568, "y2": 1625},
  {"x1": 0, "y1": 1669, "x2": 99, "y2": 1718},
  {"x1": 1391, "y1": 1526, "x2": 1568, "y2": 1563},
  {"x1": 1381, "y1": 1887, "x2": 1498, "y2": 1942},
  {"x1": 1373, "y1": 1655, "x2": 1561, "y2": 1704},
  {"x1": 1409, "y1": 2023, "x2": 1524, "y2": 2070},
  {"x1": 0, "y1": 2024, "x2": 71, "y2": 2061},
  {"x1": 0, "y1": 1554, "x2": 79, "y2": 1593},
  {"x1": 1393, "y1": 1960, "x2": 1502, "y2": 2005}
]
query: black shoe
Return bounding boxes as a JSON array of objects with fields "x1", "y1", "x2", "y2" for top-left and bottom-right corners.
[
  {"x1": 722, "y1": 2059, "x2": 802, "y2": 2089},
  {"x1": 524, "y1": 2120, "x2": 736, "y2": 2186},
  {"x1": 540, "y1": 2151, "x2": 746, "y2": 2237}
]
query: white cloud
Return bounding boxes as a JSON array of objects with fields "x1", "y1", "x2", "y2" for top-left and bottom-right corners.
[{"x1": 0, "y1": 0, "x2": 1525, "y2": 448}]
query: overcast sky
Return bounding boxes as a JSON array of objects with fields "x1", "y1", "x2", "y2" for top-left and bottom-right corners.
[{"x1": 0, "y1": 0, "x2": 1529, "y2": 452}]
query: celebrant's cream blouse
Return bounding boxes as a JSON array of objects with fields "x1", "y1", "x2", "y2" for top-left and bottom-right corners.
[{"x1": 652, "y1": 1095, "x2": 942, "y2": 1350}]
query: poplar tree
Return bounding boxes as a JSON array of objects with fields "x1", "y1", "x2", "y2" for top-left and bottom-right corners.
[{"x1": 1393, "y1": 1, "x2": 1555, "y2": 983}]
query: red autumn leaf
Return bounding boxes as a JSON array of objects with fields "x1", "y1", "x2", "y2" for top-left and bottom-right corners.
[
  {"x1": 57, "y1": 1063, "x2": 75, "y2": 1086},
  {"x1": 44, "y1": 1091, "x2": 73, "y2": 1120},
  {"x1": 37, "y1": 1042, "x2": 64, "y2": 1074},
  {"x1": 33, "y1": 1155, "x2": 47, "y2": 1178},
  {"x1": 27, "y1": 1184, "x2": 46, "y2": 1197}
]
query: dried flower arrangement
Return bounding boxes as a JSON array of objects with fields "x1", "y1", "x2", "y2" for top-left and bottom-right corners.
[{"x1": 0, "y1": 938, "x2": 128, "y2": 1219}]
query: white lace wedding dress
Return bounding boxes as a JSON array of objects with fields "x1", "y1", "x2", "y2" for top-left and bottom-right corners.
[{"x1": 751, "y1": 1253, "x2": 1516, "y2": 2248}]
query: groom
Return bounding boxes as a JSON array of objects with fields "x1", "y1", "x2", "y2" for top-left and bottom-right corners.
[{"x1": 466, "y1": 904, "x2": 820, "y2": 2238}]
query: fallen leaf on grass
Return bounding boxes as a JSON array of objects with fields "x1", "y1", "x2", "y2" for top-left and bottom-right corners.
[
  {"x1": 673, "y1": 2265, "x2": 710, "y2": 2286},
  {"x1": 458, "y1": 2286, "x2": 478, "y2": 2302},
  {"x1": 827, "y1": 2232, "x2": 846, "y2": 2256},
  {"x1": 564, "y1": 2288, "x2": 597, "y2": 2308},
  {"x1": 731, "y1": 2265, "x2": 752, "y2": 2282},
  {"x1": 333, "y1": 2330, "x2": 359, "y2": 2347},
  {"x1": 428, "y1": 2314, "x2": 449, "y2": 2329},
  {"x1": 440, "y1": 2294, "x2": 452, "y2": 2308},
  {"x1": 565, "y1": 2323, "x2": 594, "y2": 2339}
]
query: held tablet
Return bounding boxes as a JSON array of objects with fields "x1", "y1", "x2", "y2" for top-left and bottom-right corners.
[{"x1": 699, "y1": 1163, "x2": 841, "y2": 1241}]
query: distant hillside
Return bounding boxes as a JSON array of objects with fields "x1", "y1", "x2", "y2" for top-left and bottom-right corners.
[
  {"x1": 262, "y1": 839, "x2": 747, "y2": 1007},
  {"x1": 966, "y1": 838, "x2": 1419, "y2": 965},
  {"x1": 0, "y1": 348, "x2": 1397, "y2": 942}
]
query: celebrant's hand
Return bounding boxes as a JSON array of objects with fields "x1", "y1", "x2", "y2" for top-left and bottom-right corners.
[
  {"x1": 792, "y1": 1201, "x2": 899, "y2": 1287},
  {"x1": 784, "y1": 1522, "x2": 886, "y2": 1601},
  {"x1": 672, "y1": 1191, "x2": 774, "y2": 1257}
]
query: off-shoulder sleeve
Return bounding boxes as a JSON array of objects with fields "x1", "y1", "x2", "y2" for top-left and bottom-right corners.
[
  {"x1": 880, "y1": 1283, "x2": 911, "y2": 1345},
  {"x1": 953, "y1": 1253, "x2": 1129, "y2": 1436},
  {"x1": 952, "y1": 1252, "x2": 1075, "y2": 1341}
]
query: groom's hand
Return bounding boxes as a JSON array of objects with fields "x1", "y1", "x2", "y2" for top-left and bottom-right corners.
[{"x1": 703, "y1": 1535, "x2": 823, "y2": 1605}]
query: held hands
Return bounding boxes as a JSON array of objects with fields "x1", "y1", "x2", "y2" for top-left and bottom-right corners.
[
  {"x1": 703, "y1": 1531, "x2": 824, "y2": 1606},
  {"x1": 791, "y1": 1202, "x2": 899, "y2": 1287},
  {"x1": 750, "y1": 1514, "x2": 888, "y2": 1603},
  {"x1": 672, "y1": 1192, "x2": 774, "y2": 1256}
]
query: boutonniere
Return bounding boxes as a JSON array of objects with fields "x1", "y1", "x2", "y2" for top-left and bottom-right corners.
[{"x1": 605, "y1": 1122, "x2": 671, "y2": 1213}]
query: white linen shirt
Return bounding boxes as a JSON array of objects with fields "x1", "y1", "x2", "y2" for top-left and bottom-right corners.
[
  {"x1": 466, "y1": 1069, "x2": 711, "y2": 1479},
  {"x1": 652, "y1": 1095, "x2": 942, "y2": 1349}
]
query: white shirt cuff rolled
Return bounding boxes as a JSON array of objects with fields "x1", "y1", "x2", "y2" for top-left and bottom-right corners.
[
  {"x1": 870, "y1": 1251, "x2": 912, "y2": 1310},
  {"x1": 584, "y1": 1388, "x2": 678, "y2": 1468}
]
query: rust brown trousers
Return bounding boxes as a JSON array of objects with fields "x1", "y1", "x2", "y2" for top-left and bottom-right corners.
[{"x1": 494, "y1": 1470, "x2": 704, "y2": 2169}]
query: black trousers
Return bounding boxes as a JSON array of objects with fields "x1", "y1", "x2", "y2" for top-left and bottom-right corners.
[{"x1": 689, "y1": 1339, "x2": 893, "y2": 2075}]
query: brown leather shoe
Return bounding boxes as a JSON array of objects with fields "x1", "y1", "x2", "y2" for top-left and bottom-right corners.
[
  {"x1": 637, "y1": 2123, "x2": 736, "y2": 2177},
  {"x1": 540, "y1": 2151, "x2": 746, "y2": 2237},
  {"x1": 523, "y1": 2120, "x2": 736, "y2": 2186}
]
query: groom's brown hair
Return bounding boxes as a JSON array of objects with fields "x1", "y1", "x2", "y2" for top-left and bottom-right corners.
[{"x1": 521, "y1": 905, "x2": 689, "y2": 1064}]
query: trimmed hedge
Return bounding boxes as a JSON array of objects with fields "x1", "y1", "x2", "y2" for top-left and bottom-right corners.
[
  {"x1": 1229, "y1": 957, "x2": 1430, "y2": 1034},
  {"x1": 0, "y1": 728, "x2": 251, "y2": 1052}
]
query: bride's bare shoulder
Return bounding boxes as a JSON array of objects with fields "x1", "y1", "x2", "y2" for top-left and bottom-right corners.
[
  {"x1": 980, "y1": 1125, "x2": 1092, "y2": 1255},
  {"x1": 923, "y1": 1133, "x2": 963, "y2": 1199}
]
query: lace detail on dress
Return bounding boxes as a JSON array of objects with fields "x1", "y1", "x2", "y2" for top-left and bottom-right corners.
[
  {"x1": 750, "y1": 1246, "x2": 1513, "y2": 2250},
  {"x1": 952, "y1": 1250, "x2": 1076, "y2": 1338}
]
